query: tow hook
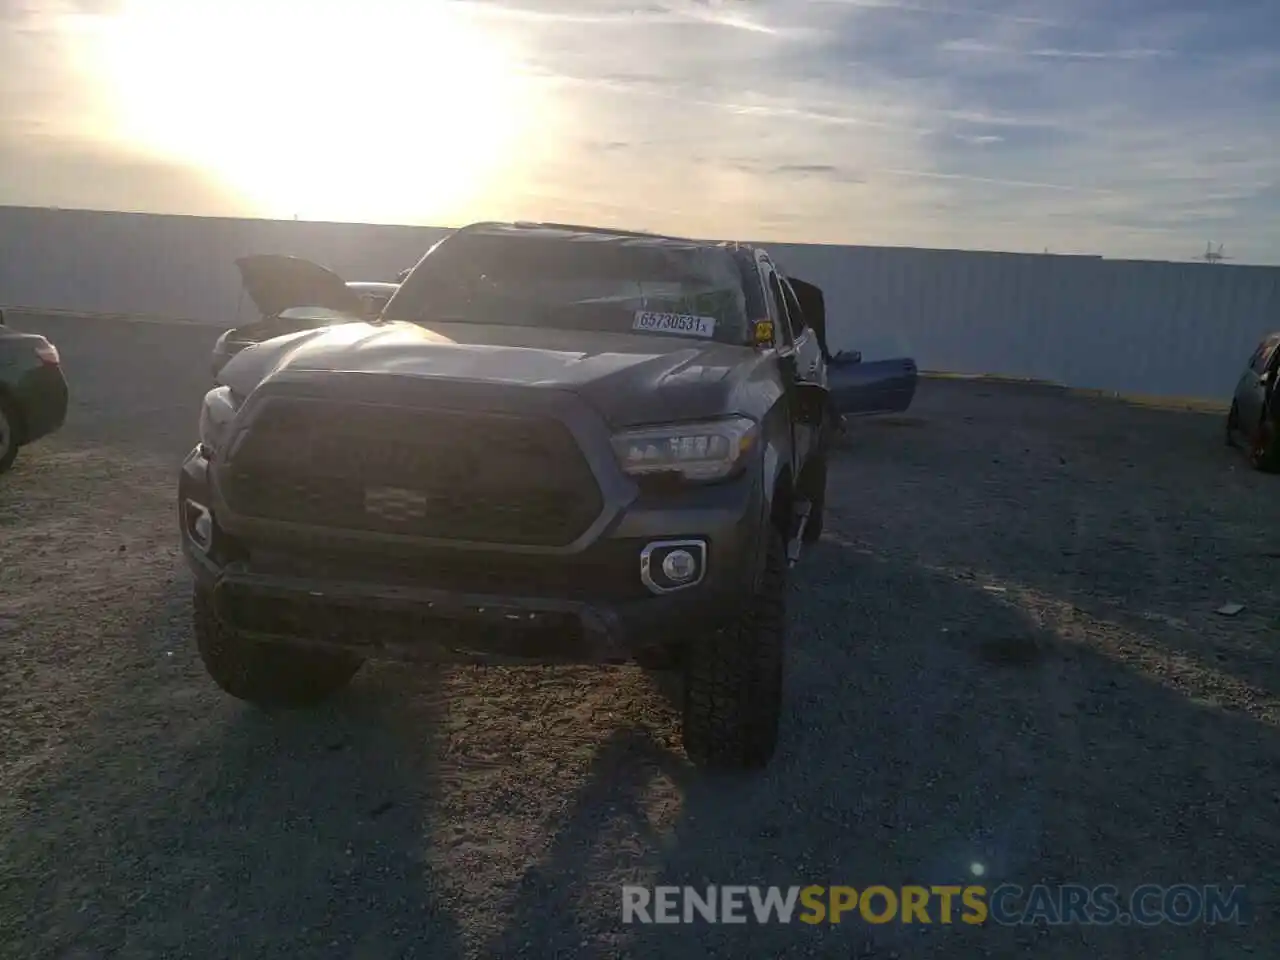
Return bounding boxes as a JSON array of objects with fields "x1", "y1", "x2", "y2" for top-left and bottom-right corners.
[{"x1": 787, "y1": 500, "x2": 812, "y2": 568}]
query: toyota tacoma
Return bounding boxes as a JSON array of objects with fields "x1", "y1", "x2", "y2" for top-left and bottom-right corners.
[{"x1": 179, "y1": 221, "x2": 917, "y2": 769}]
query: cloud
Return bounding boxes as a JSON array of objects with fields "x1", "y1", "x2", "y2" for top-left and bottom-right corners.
[
  {"x1": 1, "y1": 0, "x2": 1279, "y2": 262},
  {"x1": 879, "y1": 168, "x2": 1107, "y2": 193},
  {"x1": 773, "y1": 164, "x2": 846, "y2": 175},
  {"x1": 1026, "y1": 47, "x2": 1171, "y2": 59},
  {"x1": 807, "y1": 0, "x2": 1060, "y2": 27},
  {"x1": 940, "y1": 38, "x2": 1175, "y2": 59}
]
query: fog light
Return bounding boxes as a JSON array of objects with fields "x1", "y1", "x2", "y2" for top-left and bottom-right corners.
[
  {"x1": 662, "y1": 549, "x2": 697, "y2": 582},
  {"x1": 184, "y1": 500, "x2": 213, "y2": 552},
  {"x1": 640, "y1": 539, "x2": 707, "y2": 595}
]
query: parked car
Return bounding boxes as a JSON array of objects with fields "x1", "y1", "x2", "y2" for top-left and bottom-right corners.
[
  {"x1": 1226, "y1": 330, "x2": 1280, "y2": 471},
  {"x1": 0, "y1": 316, "x2": 69, "y2": 473},
  {"x1": 179, "y1": 220, "x2": 917, "y2": 770},
  {"x1": 210, "y1": 255, "x2": 398, "y2": 377},
  {"x1": 346, "y1": 281, "x2": 400, "y2": 318}
]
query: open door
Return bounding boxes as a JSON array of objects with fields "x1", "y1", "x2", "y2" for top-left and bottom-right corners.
[
  {"x1": 786, "y1": 273, "x2": 918, "y2": 416},
  {"x1": 787, "y1": 277, "x2": 830, "y2": 361},
  {"x1": 828, "y1": 355, "x2": 918, "y2": 415}
]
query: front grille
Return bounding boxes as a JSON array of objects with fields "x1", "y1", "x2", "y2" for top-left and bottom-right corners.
[
  {"x1": 221, "y1": 400, "x2": 603, "y2": 546},
  {"x1": 218, "y1": 584, "x2": 585, "y2": 653},
  {"x1": 246, "y1": 539, "x2": 653, "y2": 603}
]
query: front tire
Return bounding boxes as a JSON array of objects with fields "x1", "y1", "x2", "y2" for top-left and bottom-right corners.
[
  {"x1": 681, "y1": 528, "x2": 787, "y2": 770},
  {"x1": 193, "y1": 587, "x2": 364, "y2": 708},
  {"x1": 1248, "y1": 413, "x2": 1280, "y2": 473},
  {"x1": 1226, "y1": 400, "x2": 1240, "y2": 447}
]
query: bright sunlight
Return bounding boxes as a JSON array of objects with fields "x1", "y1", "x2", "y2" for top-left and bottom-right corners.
[{"x1": 74, "y1": 0, "x2": 543, "y2": 225}]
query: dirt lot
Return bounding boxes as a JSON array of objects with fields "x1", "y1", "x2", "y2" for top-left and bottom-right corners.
[{"x1": 2, "y1": 315, "x2": 1278, "y2": 959}]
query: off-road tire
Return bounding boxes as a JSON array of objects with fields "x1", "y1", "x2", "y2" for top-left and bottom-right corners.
[
  {"x1": 193, "y1": 586, "x2": 364, "y2": 708},
  {"x1": 1247, "y1": 414, "x2": 1280, "y2": 473},
  {"x1": 1225, "y1": 400, "x2": 1239, "y2": 447},
  {"x1": 681, "y1": 528, "x2": 786, "y2": 770},
  {"x1": 0, "y1": 394, "x2": 21, "y2": 474}
]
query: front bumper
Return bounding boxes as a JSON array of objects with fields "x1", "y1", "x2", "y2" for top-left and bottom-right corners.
[
  {"x1": 179, "y1": 445, "x2": 765, "y2": 665},
  {"x1": 13, "y1": 363, "x2": 68, "y2": 444}
]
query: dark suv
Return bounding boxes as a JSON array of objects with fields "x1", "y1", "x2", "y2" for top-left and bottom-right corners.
[{"x1": 178, "y1": 221, "x2": 913, "y2": 769}]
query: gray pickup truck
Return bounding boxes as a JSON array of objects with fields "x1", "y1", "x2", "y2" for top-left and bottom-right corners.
[{"x1": 179, "y1": 221, "x2": 917, "y2": 770}]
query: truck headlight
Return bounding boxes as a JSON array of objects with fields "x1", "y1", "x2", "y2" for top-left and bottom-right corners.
[
  {"x1": 198, "y1": 385, "x2": 241, "y2": 457},
  {"x1": 610, "y1": 416, "x2": 758, "y2": 482}
]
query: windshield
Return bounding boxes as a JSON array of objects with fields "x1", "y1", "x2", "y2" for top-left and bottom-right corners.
[{"x1": 382, "y1": 231, "x2": 751, "y2": 345}]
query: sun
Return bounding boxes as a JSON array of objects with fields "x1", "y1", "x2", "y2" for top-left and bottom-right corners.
[{"x1": 78, "y1": 0, "x2": 541, "y2": 225}]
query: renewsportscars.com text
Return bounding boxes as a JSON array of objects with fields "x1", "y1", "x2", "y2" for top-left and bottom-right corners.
[{"x1": 621, "y1": 884, "x2": 1249, "y2": 926}]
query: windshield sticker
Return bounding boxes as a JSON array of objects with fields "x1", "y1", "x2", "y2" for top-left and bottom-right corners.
[{"x1": 632, "y1": 310, "x2": 717, "y2": 338}]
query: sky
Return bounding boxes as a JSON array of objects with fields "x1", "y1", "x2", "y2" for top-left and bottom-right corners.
[{"x1": 0, "y1": 0, "x2": 1278, "y2": 262}]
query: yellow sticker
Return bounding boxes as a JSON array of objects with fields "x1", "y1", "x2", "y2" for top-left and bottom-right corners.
[{"x1": 753, "y1": 319, "x2": 774, "y2": 345}]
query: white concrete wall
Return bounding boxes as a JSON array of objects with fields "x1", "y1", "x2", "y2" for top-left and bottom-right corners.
[
  {"x1": 2, "y1": 206, "x2": 1277, "y2": 399},
  {"x1": 0, "y1": 207, "x2": 449, "y2": 328},
  {"x1": 765, "y1": 242, "x2": 1280, "y2": 400}
]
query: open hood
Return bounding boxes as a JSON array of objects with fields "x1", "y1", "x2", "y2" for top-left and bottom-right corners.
[{"x1": 234, "y1": 254, "x2": 366, "y2": 318}]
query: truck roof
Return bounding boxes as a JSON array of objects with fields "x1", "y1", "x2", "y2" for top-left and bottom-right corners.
[{"x1": 455, "y1": 220, "x2": 750, "y2": 255}]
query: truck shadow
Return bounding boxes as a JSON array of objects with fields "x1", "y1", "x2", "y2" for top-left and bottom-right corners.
[
  {"x1": 9, "y1": 538, "x2": 1276, "y2": 959},
  {"x1": 4, "y1": 582, "x2": 467, "y2": 959},
  {"x1": 478, "y1": 537, "x2": 1277, "y2": 959}
]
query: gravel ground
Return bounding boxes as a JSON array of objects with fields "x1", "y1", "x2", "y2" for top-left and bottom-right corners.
[{"x1": 2, "y1": 314, "x2": 1278, "y2": 959}]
